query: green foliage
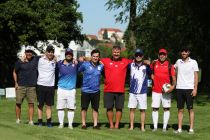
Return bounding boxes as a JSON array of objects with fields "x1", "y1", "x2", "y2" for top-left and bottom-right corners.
[{"x1": 95, "y1": 45, "x2": 112, "y2": 58}]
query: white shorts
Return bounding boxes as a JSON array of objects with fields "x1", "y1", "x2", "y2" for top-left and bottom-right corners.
[
  {"x1": 151, "y1": 92, "x2": 171, "y2": 108},
  {"x1": 128, "y1": 93, "x2": 147, "y2": 110},
  {"x1": 56, "y1": 88, "x2": 76, "y2": 110}
]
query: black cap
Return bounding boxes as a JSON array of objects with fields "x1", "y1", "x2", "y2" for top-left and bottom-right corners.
[{"x1": 46, "y1": 45, "x2": 55, "y2": 52}]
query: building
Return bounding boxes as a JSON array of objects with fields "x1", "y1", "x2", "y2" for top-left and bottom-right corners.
[{"x1": 98, "y1": 28, "x2": 124, "y2": 41}]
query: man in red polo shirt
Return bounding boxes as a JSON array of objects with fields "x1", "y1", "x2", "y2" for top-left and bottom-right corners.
[
  {"x1": 150, "y1": 48, "x2": 176, "y2": 132},
  {"x1": 101, "y1": 45, "x2": 132, "y2": 129}
]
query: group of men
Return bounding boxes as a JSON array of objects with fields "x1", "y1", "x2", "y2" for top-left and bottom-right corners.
[{"x1": 13, "y1": 45, "x2": 199, "y2": 134}]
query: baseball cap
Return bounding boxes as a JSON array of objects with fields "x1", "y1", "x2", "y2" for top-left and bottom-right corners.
[
  {"x1": 159, "y1": 48, "x2": 167, "y2": 54},
  {"x1": 25, "y1": 46, "x2": 34, "y2": 52},
  {"x1": 135, "y1": 49, "x2": 144, "y2": 56},
  {"x1": 65, "y1": 48, "x2": 73, "y2": 56},
  {"x1": 46, "y1": 45, "x2": 55, "y2": 52}
]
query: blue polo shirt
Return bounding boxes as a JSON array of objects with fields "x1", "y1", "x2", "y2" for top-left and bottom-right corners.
[
  {"x1": 78, "y1": 61, "x2": 103, "y2": 93},
  {"x1": 57, "y1": 60, "x2": 77, "y2": 90}
]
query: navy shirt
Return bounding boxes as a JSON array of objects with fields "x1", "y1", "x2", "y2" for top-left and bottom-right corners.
[{"x1": 15, "y1": 57, "x2": 38, "y2": 86}]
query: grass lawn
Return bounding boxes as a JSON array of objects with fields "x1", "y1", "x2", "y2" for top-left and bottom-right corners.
[{"x1": 0, "y1": 88, "x2": 210, "y2": 140}]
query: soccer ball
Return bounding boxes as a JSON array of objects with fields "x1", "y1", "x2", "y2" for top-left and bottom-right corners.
[{"x1": 162, "y1": 83, "x2": 171, "y2": 93}]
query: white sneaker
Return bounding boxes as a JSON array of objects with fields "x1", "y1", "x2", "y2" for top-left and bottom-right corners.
[
  {"x1": 174, "y1": 129, "x2": 182, "y2": 134},
  {"x1": 29, "y1": 121, "x2": 34, "y2": 125},
  {"x1": 189, "y1": 129, "x2": 194, "y2": 134},
  {"x1": 58, "y1": 124, "x2": 64, "y2": 128},
  {"x1": 16, "y1": 119, "x2": 21, "y2": 124},
  {"x1": 152, "y1": 128, "x2": 157, "y2": 132},
  {"x1": 162, "y1": 128, "x2": 167, "y2": 132},
  {"x1": 68, "y1": 125, "x2": 73, "y2": 129}
]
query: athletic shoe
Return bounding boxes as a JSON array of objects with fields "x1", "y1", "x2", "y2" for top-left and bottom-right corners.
[
  {"x1": 81, "y1": 125, "x2": 87, "y2": 129},
  {"x1": 68, "y1": 125, "x2": 73, "y2": 129},
  {"x1": 47, "y1": 122, "x2": 53, "y2": 128},
  {"x1": 93, "y1": 125, "x2": 100, "y2": 130},
  {"x1": 152, "y1": 128, "x2": 157, "y2": 132},
  {"x1": 141, "y1": 128, "x2": 146, "y2": 132},
  {"x1": 162, "y1": 128, "x2": 167, "y2": 132},
  {"x1": 58, "y1": 124, "x2": 64, "y2": 129},
  {"x1": 38, "y1": 123, "x2": 43, "y2": 127},
  {"x1": 29, "y1": 121, "x2": 34, "y2": 125},
  {"x1": 174, "y1": 129, "x2": 182, "y2": 134},
  {"x1": 16, "y1": 119, "x2": 21, "y2": 124},
  {"x1": 188, "y1": 129, "x2": 194, "y2": 134}
]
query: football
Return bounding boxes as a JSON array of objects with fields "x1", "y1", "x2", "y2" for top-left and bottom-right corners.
[{"x1": 162, "y1": 83, "x2": 171, "y2": 93}]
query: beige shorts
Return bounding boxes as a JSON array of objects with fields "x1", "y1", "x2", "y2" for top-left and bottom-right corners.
[{"x1": 16, "y1": 86, "x2": 36, "y2": 104}]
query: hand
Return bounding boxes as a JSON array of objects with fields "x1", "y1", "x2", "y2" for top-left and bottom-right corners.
[
  {"x1": 53, "y1": 56, "x2": 57, "y2": 62},
  {"x1": 143, "y1": 60, "x2": 151, "y2": 65},
  {"x1": 73, "y1": 58, "x2": 78, "y2": 64},
  {"x1": 166, "y1": 85, "x2": 175, "y2": 93},
  {"x1": 15, "y1": 82, "x2": 19, "y2": 90},
  {"x1": 78, "y1": 56, "x2": 85, "y2": 62},
  {"x1": 191, "y1": 89, "x2": 197, "y2": 97},
  {"x1": 20, "y1": 54, "x2": 27, "y2": 62}
]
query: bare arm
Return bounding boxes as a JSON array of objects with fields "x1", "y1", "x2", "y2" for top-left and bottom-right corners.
[
  {"x1": 167, "y1": 75, "x2": 176, "y2": 93},
  {"x1": 13, "y1": 69, "x2": 18, "y2": 89},
  {"x1": 192, "y1": 71, "x2": 199, "y2": 97}
]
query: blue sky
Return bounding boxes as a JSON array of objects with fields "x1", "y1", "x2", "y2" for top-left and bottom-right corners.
[{"x1": 77, "y1": 0, "x2": 128, "y2": 35}]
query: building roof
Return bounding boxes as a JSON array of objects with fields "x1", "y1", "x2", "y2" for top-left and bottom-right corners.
[
  {"x1": 86, "y1": 34, "x2": 98, "y2": 40},
  {"x1": 98, "y1": 28, "x2": 122, "y2": 34}
]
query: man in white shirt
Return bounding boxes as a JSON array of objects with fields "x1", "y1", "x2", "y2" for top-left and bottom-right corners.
[
  {"x1": 174, "y1": 48, "x2": 199, "y2": 134},
  {"x1": 37, "y1": 45, "x2": 56, "y2": 127}
]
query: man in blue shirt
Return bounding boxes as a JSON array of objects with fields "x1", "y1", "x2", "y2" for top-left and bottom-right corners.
[
  {"x1": 78, "y1": 49, "x2": 103, "y2": 129},
  {"x1": 56, "y1": 48, "x2": 77, "y2": 129}
]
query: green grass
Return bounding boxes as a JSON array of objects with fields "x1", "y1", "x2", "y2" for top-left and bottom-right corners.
[{"x1": 0, "y1": 88, "x2": 210, "y2": 140}]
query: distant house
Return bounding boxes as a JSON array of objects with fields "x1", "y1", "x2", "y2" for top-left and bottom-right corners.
[
  {"x1": 86, "y1": 34, "x2": 98, "y2": 40},
  {"x1": 98, "y1": 28, "x2": 124, "y2": 41}
]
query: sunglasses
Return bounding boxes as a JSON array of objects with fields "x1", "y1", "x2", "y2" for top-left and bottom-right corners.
[
  {"x1": 135, "y1": 54, "x2": 143, "y2": 57},
  {"x1": 25, "y1": 50, "x2": 33, "y2": 53},
  {"x1": 159, "y1": 52, "x2": 167, "y2": 56}
]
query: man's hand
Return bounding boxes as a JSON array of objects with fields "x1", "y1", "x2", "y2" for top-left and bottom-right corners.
[
  {"x1": 15, "y1": 82, "x2": 19, "y2": 89},
  {"x1": 78, "y1": 56, "x2": 85, "y2": 62},
  {"x1": 166, "y1": 85, "x2": 175, "y2": 93},
  {"x1": 191, "y1": 89, "x2": 197, "y2": 97}
]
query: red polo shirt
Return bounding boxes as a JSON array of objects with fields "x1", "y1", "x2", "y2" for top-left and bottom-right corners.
[
  {"x1": 150, "y1": 60, "x2": 175, "y2": 93},
  {"x1": 101, "y1": 58, "x2": 132, "y2": 93}
]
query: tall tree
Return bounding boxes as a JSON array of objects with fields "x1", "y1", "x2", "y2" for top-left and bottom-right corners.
[
  {"x1": 106, "y1": 0, "x2": 149, "y2": 55},
  {"x1": 0, "y1": 0, "x2": 83, "y2": 87}
]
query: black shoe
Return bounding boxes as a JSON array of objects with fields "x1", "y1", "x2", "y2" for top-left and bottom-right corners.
[
  {"x1": 93, "y1": 125, "x2": 100, "y2": 130},
  {"x1": 81, "y1": 125, "x2": 87, "y2": 129}
]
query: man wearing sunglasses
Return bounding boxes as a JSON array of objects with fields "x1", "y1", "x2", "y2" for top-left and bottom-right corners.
[
  {"x1": 150, "y1": 48, "x2": 176, "y2": 132},
  {"x1": 13, "y1": 46, "x2": 38, "y2": 125},
  {"x1": 128, "y1": 49, "x2": 151, "y2": 131}
]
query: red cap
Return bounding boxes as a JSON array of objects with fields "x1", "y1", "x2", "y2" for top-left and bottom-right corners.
[{"x1": 159, "y1": 49, "x2": 167, "y2": 54}]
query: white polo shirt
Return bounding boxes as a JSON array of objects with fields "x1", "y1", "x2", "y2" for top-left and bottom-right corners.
[
  {"x1": 175, "y1": 57, "x2": 199, "y2": 89},
  {"x1": 37, "y1": 56, "x2": 56, "y2": 87}
]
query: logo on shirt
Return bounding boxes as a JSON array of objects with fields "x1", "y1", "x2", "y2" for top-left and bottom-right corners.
[
  {"x1": 115, "y1": 65, "x2": 118, "y2": 67},
  {"x1": 109, "y1": 62, "x2": 113, "y2": 65},
  {"x1": 98, "y1": 66, "x2": 101, "y2": 71}
]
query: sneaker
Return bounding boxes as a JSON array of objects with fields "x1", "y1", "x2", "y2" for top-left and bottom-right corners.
[
  {"x1": 188, "y1": 129, "x2": 194, "y2": 134},
  {"x1": 174, "y1": 129, "x2": 182, "y2": 134},
  {"x1": 47, "y1": 122, "x2": 53, "y2": 128},
  {"x1": 38, "y1": 123, "x2": 43, "y2": 127},
  {"x1": 152, "y1": 128, "x2": 157, "y2": 132},
  {"x1": 58, "y1": 124, "x2": 64, "y2": 129},
  {"x1": 29, "y1": 121, "x2": 34, "y2": 125},
  {"x1": 162, "y1": 128, "x2": 167, "y2": 132},
  {"x1": 16, "y1": 119, "x2": 21, "y2": 124},
  {"x1": 93, "y1": 125, "x2": 100, "y2": 130},
  {"x1": 81, "y1": 125, "x2": 87, "y2": 129},
  {"x1": 68, "y1": 125, "x2": 73, "y2": 129},
  {"x1": 141, "y1": 128, "x2": 146, "y2": 132}
]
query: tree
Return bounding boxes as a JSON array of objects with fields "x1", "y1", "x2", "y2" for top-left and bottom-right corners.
[
  {"x1": 0, "y1": 0, "x2": 83, "y2": 87},
  {"x1": 105, "y1": 0, "x2": 149, "y2": 56},
  {"x1": 103, "y1": 29, "x2": 109, "y2": 40},
  {"x1": 135, "y1": 0, "x2": 210, "y2": 89}
]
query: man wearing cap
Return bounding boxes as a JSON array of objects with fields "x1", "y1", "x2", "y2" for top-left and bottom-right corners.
[
  {"x1": 100, "y1": 45, "x2": 132, "y2": 129},
  {"x1": 174, "y1": 48, "x2": 199, "y2": 134},
  {"x1": 13, "y1": 46, "x2": 38, "y2": 125},
  {"x1": 78, "y1": 49, "x2": 103, "y2": 130},
  {"x1": 56, "y1": 48, "x2": 78, "y2": 129},
  {"x1": 37, "y1": 45, "x2": 56, "y2": 127},
  {"x1": 128, "y1": 49, "x2": 151, "y2": 131},
  {"x1": 150, "y1": 48, "x2": 176, "y2": 132}
]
